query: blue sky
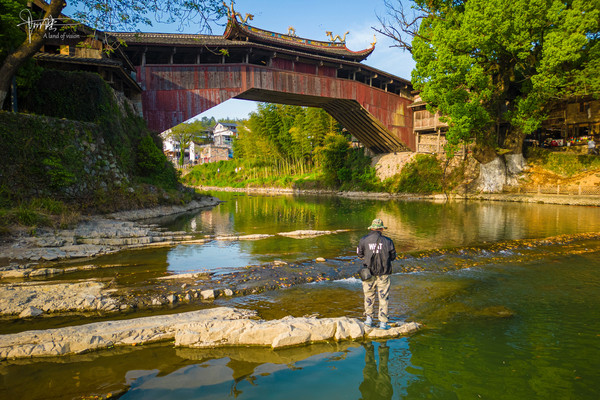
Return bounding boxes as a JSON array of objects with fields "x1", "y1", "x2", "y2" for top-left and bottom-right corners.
[
  {"x1": 71, "y1": 0, "x2": 416, "y2": 120},
  {"x1": 200, "y1": 0, "x2": 416, "y2": 120}
]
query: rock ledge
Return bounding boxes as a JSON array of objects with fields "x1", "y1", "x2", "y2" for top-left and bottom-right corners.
[{"x1": 0, "y1": 307, "x2": 421, "y2": 360}]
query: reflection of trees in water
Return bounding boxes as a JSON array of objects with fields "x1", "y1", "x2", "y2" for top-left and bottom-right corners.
[
  {"x1": 377, "y1": 201, "x2": 599, "y2": 252},
  {"x1": 209, "y1": 194, "x2": 382, "y2": 258},
  {"x1": 224, "y1": 195, "x2": 341, "y2": 231},
  {"x1": 198, "y1": 193, "x2": 384, "y2": 235},
  {"x1": 156, "y1": 193, "x2": 600, "y2": 263}
]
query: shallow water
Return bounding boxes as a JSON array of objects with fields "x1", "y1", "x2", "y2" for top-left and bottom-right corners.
[
  {"x1": 86, "y1": 192, "x2": 600, "y2": 278},
  {"x1": 2, "y1": 193, "x2": 600, "y2": 399}
]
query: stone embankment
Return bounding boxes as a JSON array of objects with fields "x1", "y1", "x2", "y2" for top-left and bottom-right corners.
[{"x1": 0, "y1": 307, "x2": 421, "y2": 360}]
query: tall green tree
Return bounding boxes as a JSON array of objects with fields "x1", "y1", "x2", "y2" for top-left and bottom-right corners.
[
  {"x1": 378, "y1": 0, "x2": 600, "y2": 192},
  {"x1": 233, "y1": 103, "x2": 343, "y2": 167},
  {"x1": 289, "y1": 111, "x2": 312, "y2": 162},
  {"x1": 0, "y1": 0, "x2": 227, "y2": 110},
  {"x1": 317, "y1": 132, "x2": 350, "y2": 186},
  {"x1": 234, "y1": 113, "x2": 282, "y2": 163}
]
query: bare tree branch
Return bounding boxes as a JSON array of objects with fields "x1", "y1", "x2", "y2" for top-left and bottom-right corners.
[{"x1": 373, "y1": 0, "x2": 429, "y2": 53}]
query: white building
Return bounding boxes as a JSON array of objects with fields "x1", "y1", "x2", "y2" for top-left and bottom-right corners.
[
  {"x1": 160, "y1": 122, "x2": 237, "y2": 165},
  {"x1": 161, "y1": 129, "x2": 209, "y2": 165},
  {"x1": 213, "y1": 123, "x2": 237, "y2": 151}
]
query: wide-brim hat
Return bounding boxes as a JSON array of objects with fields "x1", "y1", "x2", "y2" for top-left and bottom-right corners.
[{"x1": 368, "y1": 218, "x2": 387, "y2": 230}]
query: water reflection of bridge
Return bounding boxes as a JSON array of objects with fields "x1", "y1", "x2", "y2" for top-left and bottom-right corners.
[{"x1": 114, "y1": 11, "x2": 415, "y2": 153}]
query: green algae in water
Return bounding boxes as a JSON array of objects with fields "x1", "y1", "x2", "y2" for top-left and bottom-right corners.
[
  {"x1": 121, "y1": 249, "x2": 600, "y2": 399},
  {"x1": 3, "y1": 247, "x2": 600, "y2": 399}
]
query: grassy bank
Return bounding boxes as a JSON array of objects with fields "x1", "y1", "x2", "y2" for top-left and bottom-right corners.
[
  {"x1": 526, "y1": 147, "x2": 600, "y2": 176},
  {"x1": 183, "y1": 153, "x2": 450, "y2": 194}
]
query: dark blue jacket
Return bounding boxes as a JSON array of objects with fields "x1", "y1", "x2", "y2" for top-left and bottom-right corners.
[{"x1": 357, "y1": 230, "x2": 396, "y2": 276}]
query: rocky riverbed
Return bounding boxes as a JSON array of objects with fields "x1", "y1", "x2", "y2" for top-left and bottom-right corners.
[
  {"x1": 0, "y1": 245, "x2": 359, "y2": 320},
  {"x1": 0, "y1": 193, "x2": 420, "y2": 363},
  {"x1": 0, "y1": 197, "x2": 222, "y2": 264},
  {"x1": 0, "y1": 192, "x2": 361, "y2": 321}
]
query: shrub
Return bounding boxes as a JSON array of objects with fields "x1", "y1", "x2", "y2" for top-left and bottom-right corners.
[
  {"x1": 390, "y1": 154, "x2": 443, "y2": 194},
  {"x1": 16, "y1": 206, "x2": 43, "y2": 226},
  {"x1": 28, "y1": 198, "x2": 67, "y2": 214},
  {"x1": 135, "y1": 135, "x2": 179, "y2": 189},
  {"x1": 136, "y1": 135, "x2": 166, "y2": 176}
]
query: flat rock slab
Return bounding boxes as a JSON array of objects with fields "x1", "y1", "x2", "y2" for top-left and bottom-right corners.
[
  {"x1": 0, "y1": 281, "x2": 118, "y2": 316},
  {"x1": 278, "y1": 230, "x2": 349, "y2": 238},
  {"x1": 0, "y1": 307, "x2": 421, "y2": 360},
  {"x1": 175, "y1": 316, "x2": 421, "y2": 349},
  {"x1": 0, "y1": 307, "x2": 254, "y2": 360}
]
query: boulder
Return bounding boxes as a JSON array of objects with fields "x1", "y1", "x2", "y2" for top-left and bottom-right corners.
[{"x1": 167, "y1": 294, "x2": 177, "y2": 304}]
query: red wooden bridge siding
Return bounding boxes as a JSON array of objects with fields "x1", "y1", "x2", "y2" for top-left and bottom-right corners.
[{"x1": 138, "y1": 61, "x2": 415, "y2": 152}]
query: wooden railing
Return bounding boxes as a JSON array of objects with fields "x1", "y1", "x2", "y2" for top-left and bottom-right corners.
[{"x1": 413, "y1": 110, "x2": 448, "y2": 131}]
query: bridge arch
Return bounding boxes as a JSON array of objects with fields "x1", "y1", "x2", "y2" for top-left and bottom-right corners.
[{"x1": 115, "y1": 16, "x2": 415, "y2": 153}]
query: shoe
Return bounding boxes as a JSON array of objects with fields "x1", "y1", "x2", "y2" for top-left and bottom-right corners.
[
  {"x1": 365, "y1": 316, "x2": 374, "y2": 327},
  {"x1": 378, "y1": 322, "x2": 390, "y2": 330}
]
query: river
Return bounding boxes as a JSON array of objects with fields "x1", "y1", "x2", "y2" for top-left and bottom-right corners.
[{"x1": 2, "y1": 192, "x2": 600, "y2": 399}]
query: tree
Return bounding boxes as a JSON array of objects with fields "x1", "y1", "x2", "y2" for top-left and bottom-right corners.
[
  {"x1": 0, "y1": 0, "x2": 227, "y2": 109},
  {"x1": 377, "y1": 0, "x2": 600, "y2": 192},
  {"x1": 318, "y1": 132, "x2": 350, "y2": 186},
  {"x1": 165, "y1": 120, "x2": 208, "y2": 166}
]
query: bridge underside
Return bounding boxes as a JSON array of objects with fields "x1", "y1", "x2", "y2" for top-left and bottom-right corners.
[
  {"x1": 138, "y1": 64, "x2": 415, "y2": 153},
  {"x1": 237, "y1": 89, "x2": 406, "y2": 153}
]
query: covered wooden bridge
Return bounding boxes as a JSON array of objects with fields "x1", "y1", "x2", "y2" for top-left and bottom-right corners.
[{"x1": 114, "y1": 10, "x2": 415, "y2": 153}]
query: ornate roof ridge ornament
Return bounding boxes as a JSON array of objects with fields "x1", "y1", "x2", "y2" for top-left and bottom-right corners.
[
  {"x1": 325, "y1": 31, "x2": 349, "y2": 44},
  {"x1": 223, "y1": 1, "x2": 253, "y2": 24},
  {"x1": 222, "y1": 2, "x2": 375, "y2": 61}
]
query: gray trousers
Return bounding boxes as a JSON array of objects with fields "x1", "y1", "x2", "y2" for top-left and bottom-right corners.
[{"x1": 362, "y1": 275, "x2": 390, "y2": 323}]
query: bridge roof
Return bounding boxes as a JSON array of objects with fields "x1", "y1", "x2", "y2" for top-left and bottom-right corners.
[
  {"x1": 112, "y1": 32, "x2": 229, "y2": 46},
  {"x1": 113, "y1": 32, "x2": 389, "y2": 76},
  {"x1": 113, "y1": 16, "x2": 375, "y2": 63},
  {"x1": 223, "y1": 16, "x2": 375, "y2": 62}
]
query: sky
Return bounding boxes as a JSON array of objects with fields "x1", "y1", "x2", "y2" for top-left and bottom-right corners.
[{"x1": 72, "y1": 0, "x2": 417, "y2": 121}]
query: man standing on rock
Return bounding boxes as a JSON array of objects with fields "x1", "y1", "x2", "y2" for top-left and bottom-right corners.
[{"x1": 357, "y1": 218, "x2": 396, "y2": 330}]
